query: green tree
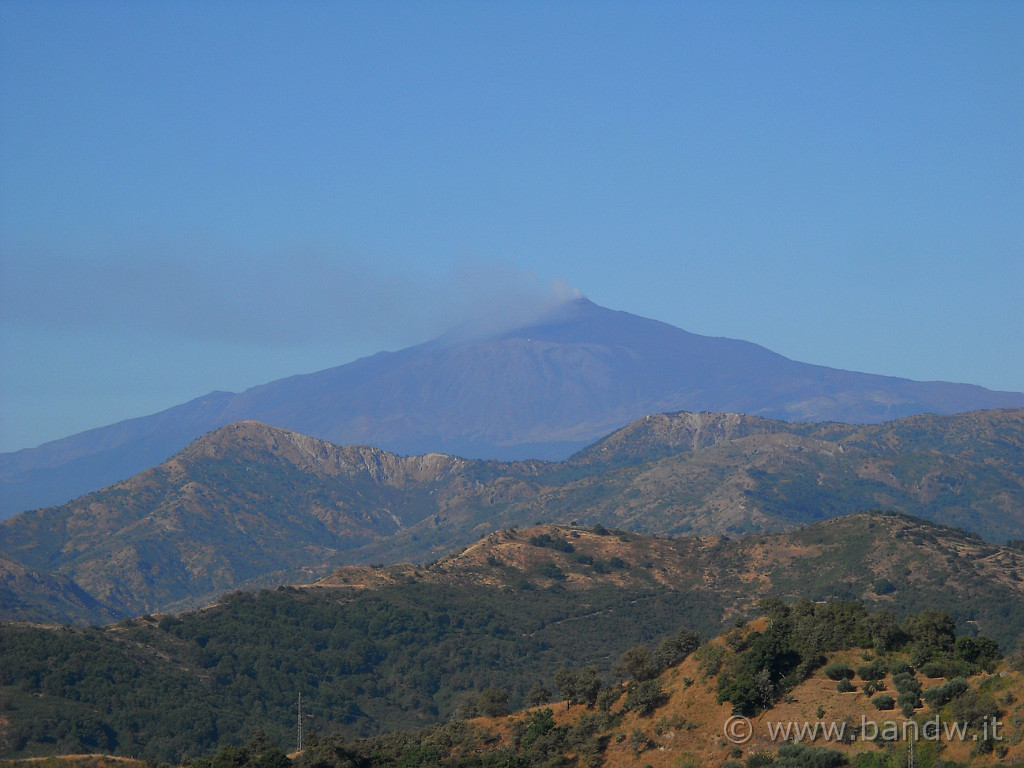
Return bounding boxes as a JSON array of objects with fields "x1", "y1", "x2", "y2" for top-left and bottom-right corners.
[
  {"x1": 295, "y1": 734, "x2": 363, "y2": 768},
  {"x1": 614, "y1": 645, "x2": 658, "y2": 682},
  {"x1": 553, "y1": 668, "x2": 578, "y2": 709},
  {"x1": 718, "y1": 623, "x2": 800, "y2": 715},
  {"x1": 574, "y1": 666, "x2": 604, "y2": 708},
  {"x1": 477, "y1": 687, "x2": 509, "y2": 718},
  {"x1": 521, "y1": 708, "x2": 556, "y2": 749},
  {"x1": 903, "y1": 609, "x2": 956, "y2": 666},
  {"x1": 954, "y1": 635, "x2": 1000, "y2": 671},
  {"x1": 525, "y1": 682, "x2": 552, "y2": 707},
  {"x1": 653, "y1": 627, "x2": 700, "y2": 669},
  {"x1": 623, "y1": 679, "x2": 668, "y2": 717},
  {"x1": 871, "y1": 694, "x2": 895, "y2": 711},
  {"x1": 822, "y1": 663, "x2": 854, "y2": 681},
  {"x1": 757, "y1": 596, "x2": 790, "y2": 627}
]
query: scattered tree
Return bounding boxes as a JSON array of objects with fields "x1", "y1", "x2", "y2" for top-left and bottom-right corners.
[
  {"x1": 614, "y1": 645, "x2": 658, "y2": 682},
  {"x1": 477, "y1": 687, "x2": 509, "y2": 717},
  {"x1": 525, "y1": 682, "x2": 552, "y2": 707}
]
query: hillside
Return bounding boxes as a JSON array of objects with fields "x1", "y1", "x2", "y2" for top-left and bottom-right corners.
[
  {"x1": 526, "y1": 408, "x2": 1024, "y2": 541},
  {"x1": 2, "y1": 515, "x2": 1024, "y2": 764},
  {"x1": 324, "y1": 513, "x2": 1024, "y2": 649},
  {"x1": 0, "y1": 422, "x2": 493, "y2": 617},
  {"x1": 0, "y1": 553, "x2": 115, "y2": 626},
  {"x1": 1, "y1": 410, "x2": 1023, "y2": 620},
  {"x1": 301, "y1": 622, "x2": 1024, "y2": 768},
  {"x1": 4, "y1": 298, "x2": 1022, "y2": 518}
]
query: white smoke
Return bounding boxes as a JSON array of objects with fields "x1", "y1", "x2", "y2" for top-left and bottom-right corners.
[{"x1": 0, "y1": 242, "x2": 584, "y2": 352}]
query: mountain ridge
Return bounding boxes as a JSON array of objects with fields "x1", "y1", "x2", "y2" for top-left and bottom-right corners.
[
  {"x1": 2, "y1": 408, "x2": 1023, "y2": 622},
  {"x1": 3, "y1": 298, "x2": 1022, "y2": 518}
]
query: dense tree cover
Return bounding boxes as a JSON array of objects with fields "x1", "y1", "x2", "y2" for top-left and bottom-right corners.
[
  {"x1": 1, "y1": 585, "x2": 1009, "y2": 766},
  {"x1": 0, "y1": 581, "x2": 720, "y2": 763},
  {"x1": 716, "y1": 600, "x2": 1002, "y2": 716}
]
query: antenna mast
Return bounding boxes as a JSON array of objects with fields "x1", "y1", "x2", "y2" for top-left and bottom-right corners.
[{"x1": 297, "y1": 692, "x2": 304, "y2": 752}]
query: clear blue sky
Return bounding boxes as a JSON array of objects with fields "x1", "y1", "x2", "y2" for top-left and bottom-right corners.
[{"x1": 1, "y1": 1, "x2": 1022, "y2": 453}]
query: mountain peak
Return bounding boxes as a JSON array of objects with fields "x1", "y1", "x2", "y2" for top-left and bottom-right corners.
[{"x1": 3, "y1": 300, "x2": 1023, "y2": 518}]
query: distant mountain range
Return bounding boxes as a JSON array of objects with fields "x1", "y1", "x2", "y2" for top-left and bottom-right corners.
[
  {"x1": 2, "y1": 298, "x2": 1022, "y2": 518},
  {"x1": 2, "y1": 408, "x2": 1022, "y2": 622}
]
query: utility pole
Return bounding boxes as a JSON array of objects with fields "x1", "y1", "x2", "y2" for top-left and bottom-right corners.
[{"x1": 297, "y1": 693, "x2": 304, "y2": 752}]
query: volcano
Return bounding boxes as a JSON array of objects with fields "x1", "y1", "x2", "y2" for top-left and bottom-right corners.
[{"x1": 2, "y1": 298, "x2": 1022, "y2": 518}]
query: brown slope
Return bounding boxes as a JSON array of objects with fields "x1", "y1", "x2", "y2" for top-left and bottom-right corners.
[{"x1": 463, "y1": 633, "x2": 1024, "y2": 768}]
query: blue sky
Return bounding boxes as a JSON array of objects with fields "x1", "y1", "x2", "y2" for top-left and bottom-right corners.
[{"x1": 1, "y1": 1, "x2": 1022, "y2": 454}]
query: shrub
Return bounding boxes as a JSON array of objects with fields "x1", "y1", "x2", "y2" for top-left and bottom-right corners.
[
  {"x1": 477, "y1": 686, "x2": 509, "y2": 717},
  {"x1": 888, "y1": 659, "x2": 914, "y2": 677},
  {"x1": 861, "y1": 680, "x2": 884, "y2": 697},
  {"x1": 922, "y1": 677, "x2": 969, "y2": 709},
  {"x1": 623, "y1": 679, "x2": 669, "y2": 717},
  {"x1": 871, "y1": 694, "x2": 895, "y2": 710},
  {"x1": 520, "y1": 707, "x2": 555, "y2": 749},
  {"x1": 774, "y1": 742, "x2": 848, "y2": 767},
  {"x1": 892, "y1": 672, "x2": 921, "y2": 696},
  {"x1": 823, "y1": 663, "x2": 855, "y2": 681},
  {"x1": 920, "y1": 661, "x2": 948, "y2": 679},
  {"x1": 537, "y1": 562, "x2": 565, "y2": 581},
  {"x1": 897, "y1": 691, "x2": 920, "y2": 717},
  {"x1": 856, "y1": 660, "x2": 886, "y2": 681},
  {"x1": 695, "y1": 643, "x2": 727, "y2": 678},
  {"x1": 950, "y1": 688, "x2": 1002, "y2": 730},
  {"x1": 528, "y1": 533, "x2": 575, "y2": 553},
  {"x1": 836, "y1": 678, "x2": 855, "y2": 693}
]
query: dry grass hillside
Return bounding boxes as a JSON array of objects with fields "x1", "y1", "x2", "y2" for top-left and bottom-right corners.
[{"x1": 465, "y1": 637, "x2": 1024, "y2": 767}]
